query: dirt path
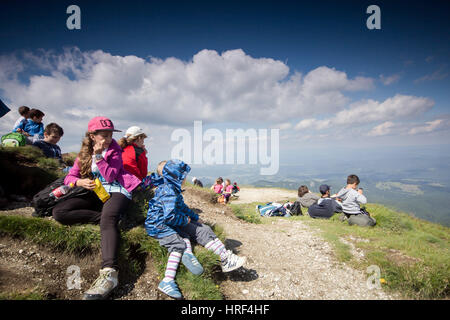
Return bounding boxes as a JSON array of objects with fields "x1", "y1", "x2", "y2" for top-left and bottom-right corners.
[
  {"x1": 185, "y1": 187, "x2": 400, "y2": 300},
  {"x1": 231, "y1": 187, "x2": 298, "y2": 204},
  {"x1": 0, "y1": 187, "x2": 400, "y2": 300}
]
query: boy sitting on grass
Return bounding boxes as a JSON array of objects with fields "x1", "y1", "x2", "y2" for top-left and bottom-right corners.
[
  {"x1": 145, "y1": 159, "x2": 246, "y2": 299},
  {"x1": 32, "y1": 123, "x2": 64, "y2": 162},
  {"x1": 308, "y1": 184, "x2": 343, "y2": 219},
  {"x1": 334, "y1": 174, "x2": 376, "y2": 227}
]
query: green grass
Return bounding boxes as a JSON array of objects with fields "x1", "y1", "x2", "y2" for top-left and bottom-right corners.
[
  {"x1": 0, "y1": 147, "x2": 225, "y2": 300},
  {"x1": 0, "y1": 215, "x2": 102, "y2": 255},
  {"x1": 230, "y1": 202, "x2": 262, "y2": 224},
  {"x1": 0, "y1": 288, "x2": 47, "y2": 300},
  {"x1": 231, "y1": 201, "x2": 450, "y2": 299},
  {"x1": 0, "y1": 214, "x2": 224, "y2": 300},
  {"x1": 123, "y1": 223, "x2": 224, "y2": 300}
]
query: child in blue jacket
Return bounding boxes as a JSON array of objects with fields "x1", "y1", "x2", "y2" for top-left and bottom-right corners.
[
  {"x1": 145, "y1": 159, "x2": 246, "y2": 299},
  {"x1": 13, "y1": 108, "x2": 45, "y2": 143}
]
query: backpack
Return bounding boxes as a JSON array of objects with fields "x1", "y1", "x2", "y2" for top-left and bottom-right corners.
[
  {"x1": 1, "y1": 132, "x2": 26, "y2": 147},
  {"x1": 31, "y1": 177, "x2": 92, "y2": 217},
  {"x1": 217, "y1": 194, "x2": 225, "y2": 204},
  {"x1": 287, "y1": 201, "x2": 303, "y2": 216},
  {"x1": 256, "y1": 202, "x2": 284, "y2": 217}
]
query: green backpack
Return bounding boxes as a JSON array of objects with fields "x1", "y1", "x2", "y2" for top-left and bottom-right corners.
[{"x1": 1, "y1": 132, "x2": 27, "y2": 147}]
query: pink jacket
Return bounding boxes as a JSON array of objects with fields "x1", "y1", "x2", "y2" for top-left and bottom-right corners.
[
  {"x1": 64, "y1": 139, "x2": 141, "y2": 193},
  {"x1": 213, "y1": 184, "x2": 223, "y2": 194}
]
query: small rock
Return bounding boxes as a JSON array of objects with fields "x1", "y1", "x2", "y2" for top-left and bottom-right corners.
[
  {"x1": 242, "y1": 289, "x2": 249, "y2": 294},
  {"x1": 19, "y1": 249, "x2": 24, "y2": 254}
]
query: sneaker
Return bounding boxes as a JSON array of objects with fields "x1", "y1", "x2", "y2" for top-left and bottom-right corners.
[
  {"x1": 158, "y1": 280, "x2": 183, "y2": 299},
  {"x1": 182, "y1": 252, "x2": 204, "y2": 275},
  {"x1": 83, "y1": 267, "x2": 118, "y2": 300},
  {"x1": 221, "y1": 250, "x2": 246, "y2": 272}
]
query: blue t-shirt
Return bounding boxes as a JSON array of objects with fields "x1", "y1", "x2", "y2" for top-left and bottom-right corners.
[{"x1": 14, "y1": 119, "x2": 44, "y2": 138}]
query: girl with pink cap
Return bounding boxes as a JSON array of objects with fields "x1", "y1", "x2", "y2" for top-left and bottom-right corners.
[{"x1": 52, "y1": 116, "x2": 141, "y2": 300}]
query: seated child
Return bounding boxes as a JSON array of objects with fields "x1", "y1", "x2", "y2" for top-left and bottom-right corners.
[
  {"x1": 118, "y1": 126, "x2": 148, "y2": 181},
  {"x1": 32, "y1": 123, "x2": 64, "y2": 161},
  {"x1": 13, "y1": 108, "x2": 45, "y2": 144},
  {"x1": 192, "y1": 177, "x2": 203, "y2": 188},
  {"x1": 297, "y1": 185, "x2": 320, "y2": 208},
  {"x1": 13, "y1": 106, "x2": 30, "y2": 130},
  {"x1": 231, "y1": 182, "x2": 240, "y2": 194},
  {"x1": 210, "y1": 177, "x2": 224, "y2": 194},
  {"x1": 222, "y1": 179, "x2": 233, "y2": 204},
  {"x1": 334, "y1": 174, "x2": 376, "y2": 227},
  {"x1": 145, "y1": 160, "x2": 246, "y2": 299},
  {"x1": 308, "y1": 184, "x2": 343, "y2": 219}
]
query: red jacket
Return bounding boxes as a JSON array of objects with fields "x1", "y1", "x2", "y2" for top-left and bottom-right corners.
[{"x1": 122, "y1": 143, "x2": 148, "y2": 181}]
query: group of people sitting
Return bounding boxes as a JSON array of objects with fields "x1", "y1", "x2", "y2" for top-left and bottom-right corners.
[
  {"x1": 7, "y1": 106, "x2": 65, "y2": 162},
  {"x1": 10, "y1": 114, "x2": 246, "y2": 301},
  {"x1": 210, "y1": 177, "x2": 240, "y2": 204},
  {"x1": 296, "y1": 174, "x2": 376, "y2": 227}
]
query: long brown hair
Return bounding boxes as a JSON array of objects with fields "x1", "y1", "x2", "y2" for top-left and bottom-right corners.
[
  {"x1": 77, "y1": 132, "x2": 95, "y2": 178},
  {"x1": 118, "y1": 133, "x2": 147, "y2": 150},
  {"x1": 118, "y1": 136, "x2": 136, "y2": 149},
  {"x1": 298, "y1": 185, "x2": 309, "y2": 198}
]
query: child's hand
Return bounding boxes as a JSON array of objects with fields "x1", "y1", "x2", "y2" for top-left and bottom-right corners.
[
  {"x1": 93, "y1": 140, "x2": 107, "y2": 154},
  {"x1": 187, "y1": 217, "x2": 191, "y2": 224},
  {"x1": 76, "y1": 178, "x2": 96, "y2": 190}
]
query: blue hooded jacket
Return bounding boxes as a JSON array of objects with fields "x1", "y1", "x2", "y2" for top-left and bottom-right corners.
[
  {"x1": 144, "y1": 159, "x2": 199, "y2": 238},
  {"x1": 13, "y1": 119, "x2": 44, "y2": 138}
]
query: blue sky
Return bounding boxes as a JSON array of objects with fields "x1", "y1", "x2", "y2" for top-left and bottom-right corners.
[{"x1": 0, "y1": 0, "x2": 449, "y2": 171}]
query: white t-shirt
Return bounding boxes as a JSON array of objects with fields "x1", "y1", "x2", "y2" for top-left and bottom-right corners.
[{"x1": 13, "y1": 116, "x2": 25, "y2": 129}]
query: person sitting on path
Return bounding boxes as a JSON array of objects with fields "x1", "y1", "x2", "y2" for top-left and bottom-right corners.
[{"x1": 211, "y1": 177, "x2": 224, "y2": 194}]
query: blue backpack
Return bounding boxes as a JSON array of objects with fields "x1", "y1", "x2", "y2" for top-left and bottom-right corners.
[{"x1": 1, "y1": 132, "x2": 26, "y2": 147}]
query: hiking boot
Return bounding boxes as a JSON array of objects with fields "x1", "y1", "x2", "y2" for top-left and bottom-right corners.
[
  {"x1": 158, "y1": 280, "x2": 183, "y2": 299},
  {"x1": 82, "y1": 267, "x2": 118, "y2": 300},
  {"x1": 182, "y1": 252, "x2": 204, "y2": 275},
  {"x1": 221, "y1": 250, "x2": 246, "y2": 272}
]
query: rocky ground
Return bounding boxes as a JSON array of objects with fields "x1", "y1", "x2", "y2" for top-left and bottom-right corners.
[
  {"x1": 184, "y1": 187, "x2": 400, "y2": 300},
  {"x1": 0, "y1": 186, "x2": 400, "y2": 300}
]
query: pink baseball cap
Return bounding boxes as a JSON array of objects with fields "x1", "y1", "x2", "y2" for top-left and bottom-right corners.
[{"x1": 88, "y1": 116, "x2": 122, "y2": 132}]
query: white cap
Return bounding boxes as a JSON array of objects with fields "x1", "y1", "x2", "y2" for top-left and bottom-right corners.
[{"x1": 125, "y1": 126, "x2": 147, "y2": 139}]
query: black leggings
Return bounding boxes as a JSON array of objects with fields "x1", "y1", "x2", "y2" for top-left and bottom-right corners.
[{"x1": 52, "y1": 192, "x2": 130, "y2": 269}]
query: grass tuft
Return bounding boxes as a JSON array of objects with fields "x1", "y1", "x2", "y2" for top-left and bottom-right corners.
[{"x1": 230, "y1": 200, "x2": 450, "y2": 299}]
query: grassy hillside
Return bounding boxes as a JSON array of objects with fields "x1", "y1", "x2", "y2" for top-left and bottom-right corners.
[
  {"x1": 0, "y1": 147, "x2": 223, "y2": 300},
  {"x1": 231, "y1": 200, "x2": 449, "y2": 299}
]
